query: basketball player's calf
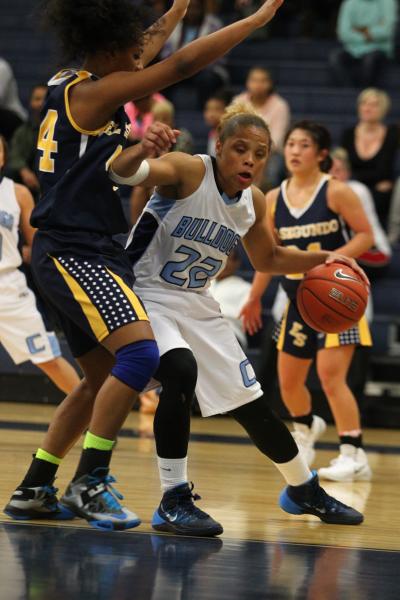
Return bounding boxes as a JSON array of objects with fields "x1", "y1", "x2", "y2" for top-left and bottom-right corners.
[{"x1": 152, "y1": 349, "x2": 223, "y2": 536}]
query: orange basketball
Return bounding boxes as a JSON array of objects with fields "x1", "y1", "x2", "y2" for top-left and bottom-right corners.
[{"x1": 296, "y1": 262, "x2": 369, "y2": 334}]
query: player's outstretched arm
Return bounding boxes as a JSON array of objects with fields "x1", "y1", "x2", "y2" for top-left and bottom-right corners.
[
  {"x1": 75, "y1": 0, "x2": 284, "y2": 127},
  {"x1": 242, "y1": 187, "x2": 368, "y2": 281},
  {"x1": 141, "y1": 0, "x2": 190, "y2": 67}
]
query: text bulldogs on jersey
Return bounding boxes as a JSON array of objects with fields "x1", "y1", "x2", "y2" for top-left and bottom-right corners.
[{"x1": 171, "y1": 216, "x2": 240, "y2": 256}]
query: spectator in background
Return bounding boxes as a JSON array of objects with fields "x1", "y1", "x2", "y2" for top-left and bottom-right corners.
[
  {"x1": 8, "y1": 84, "x2": 47, "y2": 200},
  {"x1": 341, "y1": 88, "x2": 399, "y2": 229},
  {"x1": 329, "y1": 0, "x2": 397, "y2": 88},
  {"x1": 203, "y1": 89, "x2": 231, "y2": 155},
  {"x1": 330, "y1": 147, "x2": 392, "y2": 276},
  {"x1": 161, "y1": 0, "x2": 229, "y2": 108},
  {"x1": 124, "y1": 93, "x2": 165, "y2": 142},
  {"x1": 152, "y1": 99, "x2": 194, "y2": 154},
  {"x1": 234, "y1": 67, "x2": 290, "y2": 188},
  {"x1": 387, "y1": 179, "x2": 400, "y2": 245},
  {"x1": 129, "y1": 98, "x2": 194, "y2": 227},
  {"x1": 0, "y1": 57, "x2": 27, "y2": 141}
]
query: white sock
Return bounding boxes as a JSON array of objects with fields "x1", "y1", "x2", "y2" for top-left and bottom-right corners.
[
  {"x1": 157, "y1": 456, "x2": 188, "y2": 492},
  {"x1": 273, "y1": 453, "x2": 313, "y2": 487}
]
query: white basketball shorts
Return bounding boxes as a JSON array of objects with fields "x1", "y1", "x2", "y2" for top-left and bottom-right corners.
[
  {"x1": 0, "y1": 270, "x2": 61, "y2": 365},
  {"x1": 135, "y1": 287, "x2": 263, "y2": 417}
]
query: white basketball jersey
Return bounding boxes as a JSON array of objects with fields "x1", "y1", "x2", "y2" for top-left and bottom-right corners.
[
  {"x1": 127, "y1": 155, "x2": 256, "y2": 293},
  {"x1": 0, "y1": 176, "x2": 21, "y2": 273}
]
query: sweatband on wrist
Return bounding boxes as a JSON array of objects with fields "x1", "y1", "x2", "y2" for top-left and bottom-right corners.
[{"x1": 109, "y1": 159, "x2": 150, "y2": 186}]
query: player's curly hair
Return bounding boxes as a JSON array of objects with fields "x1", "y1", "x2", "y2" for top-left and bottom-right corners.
[
  {"x1": 217, "y1": 102, "x2": 272, "y2": 154},
  {"x1": 41, "y1": 0, "x2": 151, "y2": 61}
]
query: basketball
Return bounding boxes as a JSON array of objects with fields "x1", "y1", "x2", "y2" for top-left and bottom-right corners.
[{"x1": 296, "y1": 262, "x2": 369, "y2": 334}]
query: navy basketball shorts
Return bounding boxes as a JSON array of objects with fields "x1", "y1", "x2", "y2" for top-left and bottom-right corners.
[
  {"x1": 273, "y1": 299, "x2": 372, "y2": 359},
  {"x1": 31, "y1": 232, "x2": 149, "y2": 358}
]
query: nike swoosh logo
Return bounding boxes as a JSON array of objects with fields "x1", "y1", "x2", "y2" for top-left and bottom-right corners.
[
  {"x1": 334, "y1": 269, "x2": 359, "y2": 283},
  {"x1": 161, "y1": 468, "x2": 172, "y2": 472},
  {"x1": 164, "y1": 512, "x2": 178, "y2": 522}
]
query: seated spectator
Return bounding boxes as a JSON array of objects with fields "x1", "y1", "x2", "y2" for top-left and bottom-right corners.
[
  {"x1": 234, "y1": 67, "x2": 290, "y2": 188},
  {"x1": 203, "y1": 89, "x2": 231, "y2": 156},
  {"x1": 0, "y1": 57, "x2": 27, "y2": 141},
  {"x1": 7, "y1": 84, "x2": 47, "y2": 201},
  {"x1": 0, "y1": 135, "x2": 80, "y2": 394},
  {"x1": 152, "y1": 99, "x2": 194, "y2": 154},
  {"x1": 341, "y1": 88, "x2": 399, "y2": 229},
  {"x1": 161, "y1": 0, "x2": 229, "y2": 108},
  {"x1": 329, "y1": 0, "x2": 397, "y2": 88},
  {"x1": 124, "y1": 93, "x2": 165, "y2": 142},
  {"x1": 330, "y1": 147, "x2": 392, "y2": 276},
  {"x1": 210, "y1": 248, "x2": 251, "y2": 349},
  {"x1": 387, "y1": 178, "x2": 400, "y2": 244}
]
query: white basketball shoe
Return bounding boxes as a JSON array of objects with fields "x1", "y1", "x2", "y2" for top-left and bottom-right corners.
[
  {"x1": 318, "y1": 444, "x2": 372, "y2": 482},
  {"x1": 292, "y1": 415, "x2": 327, "y2": 466}
]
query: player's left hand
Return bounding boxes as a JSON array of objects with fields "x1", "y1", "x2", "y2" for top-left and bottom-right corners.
[
  {"x1": 325, "y1": 253, "x2": 370, "y2": 286},
  {"x1": 142, "y1": 122, "x2": 180, "y2": 158}
]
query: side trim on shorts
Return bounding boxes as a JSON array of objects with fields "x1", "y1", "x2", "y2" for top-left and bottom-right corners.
[
  {"x1": 105, "y1": 267, "x2": 148, "y2": 322},
  {"x1": 276, "y1": 302, "x2": 290, "y2": 351},
  {"x1": 359, "y1": 315, "x2": 373, "y2": 346},
  {"x1": 51, "y1": 256, "x2": 109, "y2": 342}
]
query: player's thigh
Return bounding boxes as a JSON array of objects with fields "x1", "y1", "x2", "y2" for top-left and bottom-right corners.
[
  {"x1": 277, "y1": 351, "x2": 313, "y2": 390},
  {"x1": 32, "y1": 249, "x2": 153, "y2": 356},
  {"x1": 317, "y1": 344, "x2": 356, "y2": 382}
]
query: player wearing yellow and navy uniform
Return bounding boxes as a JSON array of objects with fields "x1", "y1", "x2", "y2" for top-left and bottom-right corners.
[
  {"x1": 31, "y1": 69, "x2": 148, "y2": 357},
  {"x1": 272, "y1": 174, "x2": 372, "y2": 358}
]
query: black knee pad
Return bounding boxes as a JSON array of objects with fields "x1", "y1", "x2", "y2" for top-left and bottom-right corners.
[{"x1": 156, "y1": 348, "x2": 198, "y2": 403}]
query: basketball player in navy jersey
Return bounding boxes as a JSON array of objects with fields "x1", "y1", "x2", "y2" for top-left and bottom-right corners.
[
  {"x1": 241, "y1": 121, "x2": 374, "y2": 482},
  {"x1": 114, "y1": 104, "x2": 368, "y2": 535},
  {"x1": 4, "y1": 0, "x2": 285, "y2": 529}
]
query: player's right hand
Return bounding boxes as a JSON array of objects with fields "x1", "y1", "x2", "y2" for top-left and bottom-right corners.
[
  {"x1": 252, "y1": 0, "x2": 284, "y2": 28},
  {"x1": 240, "y1": 297, "x2": 263, "y2": 335},
  {"x1": 142, "y1": 122, "x2": 180, "y2": 158}
]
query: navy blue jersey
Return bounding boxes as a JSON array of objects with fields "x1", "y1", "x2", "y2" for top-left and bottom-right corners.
[
  {"x1": 274, "y1": 175, "x2": 350, "y2": 299},
  {"x1": 31, "y1": 69, "x2": 131, "y2": 235}
]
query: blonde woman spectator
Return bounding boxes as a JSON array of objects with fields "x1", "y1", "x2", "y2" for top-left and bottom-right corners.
[
  {"x1": 234, "y1": 67, "x2": 290, "y2": 187},
  {"x1": 341, "y1": 88, "x2": 399, "y2": 229}
]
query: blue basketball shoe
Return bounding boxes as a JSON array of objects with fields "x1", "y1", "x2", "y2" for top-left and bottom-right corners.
[
  {"x1": 279, "y1": 471, "x2": 364, "y2": 525},
  {"x1": 4, "y1": 481, "x2": 75, "y2": 520},
  {"x1": 152, "y1": 483, "x2": 223, "y2": 536},
  {"x1": 60, "y1": 467, "x2": 141, "y2": 531}
]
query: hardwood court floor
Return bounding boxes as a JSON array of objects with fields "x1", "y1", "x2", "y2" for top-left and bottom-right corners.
[{"x1": 0, "y1": 402, "x2": 399, "y2": 552}]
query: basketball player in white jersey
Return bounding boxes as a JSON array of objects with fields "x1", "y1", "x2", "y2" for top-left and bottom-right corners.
[
  {"x1": 110, "y1": 105, "x2": 368, "y2": 536},
  {"x1": 0, "y1": 135, "x2": 79, "y2": 393}
]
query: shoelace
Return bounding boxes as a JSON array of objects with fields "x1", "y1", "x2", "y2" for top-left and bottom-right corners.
[
  {"x1": 174, "y1": 484, "x2": 207, "y2": 518},
  {"x1": 312, "y1": 485, "x2": 348, "y2": 512},
  {"x1": 87, "y1": 473, "x2": 124, "y2": 513},
  {"x1": 41, "y1": 485, "x2": 59, "y2": 508}
]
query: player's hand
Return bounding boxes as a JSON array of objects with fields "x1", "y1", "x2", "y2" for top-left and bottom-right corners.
[
  {"x1": 325, "y1": 253, "x2": 370, "y2": 287},
  {"x1": 240, "y1": 297, "x2": 263, "y2": 335},
  {"x1": 252, "y1": 0, "x2": 284, "y2": 28},
  {"x1": 20, "y1": 168, "x2": 40, "y2": 191},
  {"x1": 141, "y1": 122, "x2": 180, "y2": 158}
]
